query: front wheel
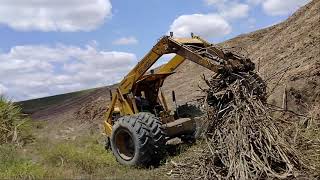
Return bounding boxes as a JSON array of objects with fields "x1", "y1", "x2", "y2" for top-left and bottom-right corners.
[
  {"x1": 110, "y1": 116, "x2": 152, "y2": 166},
  {"x1": 134, "y1": 113, "x2": 166, "y2": 163}
]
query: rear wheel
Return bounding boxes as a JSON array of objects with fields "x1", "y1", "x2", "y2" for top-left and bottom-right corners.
[
  {"x1": 180, "y1": 118, "x2": 198, "y2": 143},
  {"x1": 110, "y1": 115, "x2": 152, "y2": 166}
]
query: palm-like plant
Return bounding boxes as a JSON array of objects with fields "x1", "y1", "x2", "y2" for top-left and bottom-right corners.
[{"x1": 0, "y1": 96, "x2": 27, "y2": 144}]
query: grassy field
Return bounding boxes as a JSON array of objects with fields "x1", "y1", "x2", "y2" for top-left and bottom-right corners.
[
  {"x1": 0, "y1": 121, "x2": 168, "y2": 179},
  {"x1": 1, "y1": 96, "x2": 164, "y2": 179}
]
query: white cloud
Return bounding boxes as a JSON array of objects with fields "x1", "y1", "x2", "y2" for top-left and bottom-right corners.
[
  {"x1": 169, "y1": 14, "x2": 232, "y2": 38},
  {"x1": 205, "y1": 0, "x2": 228, "y2": 5},
  {"x1": 0, "y1": 84, "x2": 7, "y2": 96},
  {"x1": 112, "y1": 36, "x2": 139, "y2": 45},
  {"x1": 204, "y1": 0, "x2": 250, "y2": 20},
  {"x1": 262, "y1": 0, "x2": 311, "y2": 16},
  {"x1": 0, "y1": 0, "x2": 112, "y2": 32},
  {"x1": 220, "y1": 3, "x2": 249, "y2": 19},
  {"x1": 246, "y1": 0, "x2": 263, "y2": 5},
  {"x1": 0, "y1": 44, "x2": 136, "y2": 101},
  {"x1": 172, "y1": 0, "x2": 249, "y2": 39}
]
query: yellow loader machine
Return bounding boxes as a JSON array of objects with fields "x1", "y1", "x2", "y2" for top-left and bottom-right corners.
[{"x1": 104, "y1": 33, "x2": 255, "y2": 166}]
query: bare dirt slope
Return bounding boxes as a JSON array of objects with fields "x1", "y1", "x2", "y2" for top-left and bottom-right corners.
[
  {"x1": 163, "y1": 0, "x2": 319, "y2": 114},
  {"x1": 31, "y1": 87, "x2": 110, "y2": 121},
  {"x1": 21, "y1": 0, "x2": 319, "y2": 122}
]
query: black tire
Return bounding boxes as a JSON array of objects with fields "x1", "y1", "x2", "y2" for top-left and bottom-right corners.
[
  {"x1": 110, "y1": 115, "x2": 152, "y2": 166},
  {"x1": 134, "y1": 112, "x2": 166, "y2": 161},
  {"x1": 175, "y1": 103, "x2": 203, "y2": 119},
  {"x1": 180, "y1": 117, "x2": 203, "y2": 143},
  {"x1": 105, "y1": 137, "x2": 111, "y2": 150}
]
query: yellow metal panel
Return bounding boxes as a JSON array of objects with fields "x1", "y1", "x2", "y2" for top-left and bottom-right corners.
[
  {"x1": 159, "y1": 88, "x2": 168, "y2": 111},
  {"x1": 119, "y1": 52, "x2": 161, "y2": 94},
  {"x1": 191, "y1": 36, "x2": 212, "y2": 46},
  {"x1": 105, "y1": 92, "x2": 118, "y2": 124},
  {"x1": 104, "y1": 121, "x2": 113, "y2": 136},
  {"x1": 119, "y1": 74, "x2": 135, "y2": 94},
  {"x1": 173, "y1": 38, "x2": 203, "y2": 44},
  {"x1": 117, "y1": 88, "x2": 134, "y2": 116}
]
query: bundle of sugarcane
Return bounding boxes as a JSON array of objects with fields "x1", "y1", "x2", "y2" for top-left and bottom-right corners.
[{"x1": 170, "y1": 72, "x2": 304, "y2": 179}]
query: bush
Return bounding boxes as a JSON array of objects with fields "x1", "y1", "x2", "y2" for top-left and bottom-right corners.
[{"x1": 0, "y1": 96, "x2": 34, "y2": 145}]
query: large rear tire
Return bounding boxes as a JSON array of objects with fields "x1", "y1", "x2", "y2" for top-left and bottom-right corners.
[
  {"x1": 180, "y1": 117, "x2": 200, "y2": 143},
  {"x1": 134, "y1": 112, "x2": 166, "y2": 162},
  {"x1": 110, "y1": 115, "x2": 152, "y2": 166}
]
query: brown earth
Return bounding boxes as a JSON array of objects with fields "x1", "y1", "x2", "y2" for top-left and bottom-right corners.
[
  {"x1": 27, "y1": 85, "x2": 116, "y2": 122},
  {"x1": 74, "y1": 97, "x2": 108, "y2": 124},
  {"x1": 23, "y1": 0, "x2": 320, "y2": 125},
  {"x1": 162, "y1": 0, "x2": 320, "y2": 114}
]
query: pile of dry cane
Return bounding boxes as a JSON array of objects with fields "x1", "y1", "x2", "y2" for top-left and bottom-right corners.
[{"x1": 170, "y1": 72, "x2": 304, "y2": 179}]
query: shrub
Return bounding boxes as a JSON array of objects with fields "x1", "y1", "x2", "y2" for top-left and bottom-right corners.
[{"x1": 0, "y1": 96, "x2": 34, "y2": 145}]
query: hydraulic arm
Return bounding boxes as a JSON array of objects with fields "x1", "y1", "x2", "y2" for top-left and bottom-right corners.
[
  {"x1": 104, "y1": 34, "x2": 254, "y2": 136},
  {"x1": 120, "y1": 35, "x2": 253, "y2": 94}
]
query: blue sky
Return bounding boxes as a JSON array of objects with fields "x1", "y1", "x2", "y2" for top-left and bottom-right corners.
[{"x1": 0, "y1": 0, "x2": 311, "y2": 101}]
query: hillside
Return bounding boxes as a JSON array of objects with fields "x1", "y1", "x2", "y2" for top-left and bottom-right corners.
[
  {"x1": 20, "y1": 0, "x2": 319, "y2": 122},
  {"x1": 162, "y1": 0, "x2": 320, "y2": 114},
  {"x1": 18, "y1": 88, "x2": 98, "y2": 114},
  {"x1": 19, "y1": 85, "x2": 117, "y2": 121}
]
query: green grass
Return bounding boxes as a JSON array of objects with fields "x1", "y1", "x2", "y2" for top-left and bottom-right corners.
[
  {"x1": 13, "y1": 133, "x2": 163, "y2": 179},
  {"x1": 0, "y1": 133, "x2": 164, "y2": 179},
  {"x1": 16, "y1": 88, "x2": 98, "y2": 114},
  {"x1": 0, "y1": 145, "x2": 46, "y2": 179},
  {"x1": 41, "y1": 137, "x2": 116, "y2": 175},
  {"x1": 1, "y1": 91, "x2": 166, "y2": 179}
]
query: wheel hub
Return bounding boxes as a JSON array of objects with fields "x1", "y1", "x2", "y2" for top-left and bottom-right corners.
[{"x1": 114, "y1": 128, "x2": 135, "y2": 161}]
